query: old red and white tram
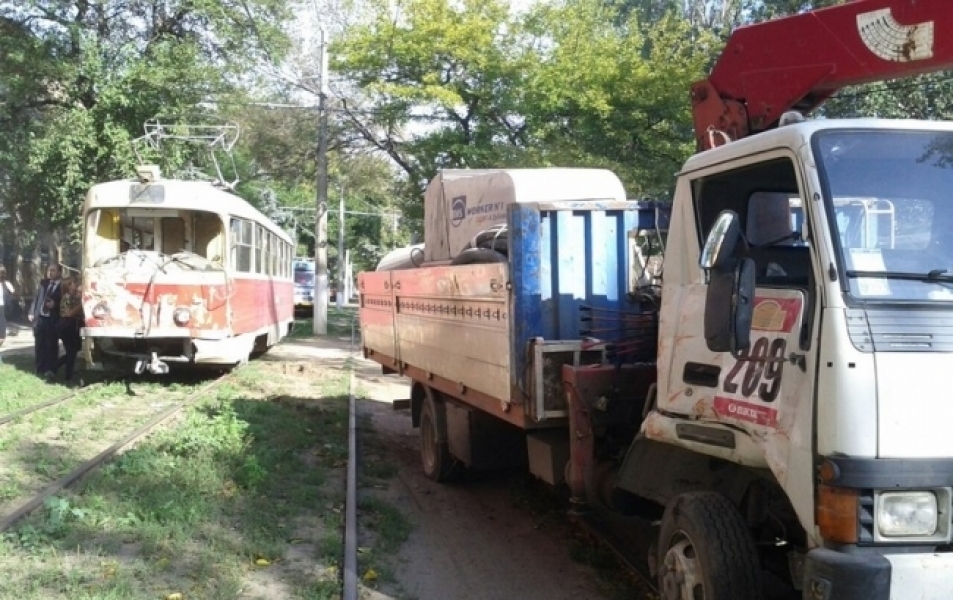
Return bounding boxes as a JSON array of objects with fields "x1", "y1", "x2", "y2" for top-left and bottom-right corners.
[{"x1": 81, "y1": 165, "x2": 294, "y2": 374}]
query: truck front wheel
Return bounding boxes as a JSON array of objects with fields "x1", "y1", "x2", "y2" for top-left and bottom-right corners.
[
  {"x1": 657, "y1": 491, "x2": 761, "y2": 600},
  {"x1": 420, "y1": 395, "x2": 457, "y2": 482}
]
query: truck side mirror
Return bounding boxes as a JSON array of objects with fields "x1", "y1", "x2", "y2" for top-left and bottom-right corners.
[
  {"x1": 704, "y1": 259, "x2": 755, "y2": 353},
  {"x1": 699, "y1": 210, "x2": 741, "y2": 270},
  {"x1": 699, "y1": 210, "x2": 754, "y2": 353}
]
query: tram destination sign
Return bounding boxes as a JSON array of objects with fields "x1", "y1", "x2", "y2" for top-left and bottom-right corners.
[{"x1": 129, "y1": 184, "x2": 165, "y2": 204}]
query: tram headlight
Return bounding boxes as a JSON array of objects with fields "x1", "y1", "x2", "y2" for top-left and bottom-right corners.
[
  {"x1": 172, "y1": 308, "x2": 192, "y2": 327},
  {"x1": 91, "y1": 302, "x2": 109, "y2": 319}
]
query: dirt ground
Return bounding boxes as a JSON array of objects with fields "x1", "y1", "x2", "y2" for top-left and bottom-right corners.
[
  {"x1": 271, "y1": 338, "x2": 632, "y2": 600},
  {"x1": 358, "y1": 399, "x2": 621, "y2": 600}
]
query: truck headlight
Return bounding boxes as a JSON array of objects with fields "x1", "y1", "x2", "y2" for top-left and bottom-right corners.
[{"x1": 878, "y1": 491, "x2": 938, "y2": 537}]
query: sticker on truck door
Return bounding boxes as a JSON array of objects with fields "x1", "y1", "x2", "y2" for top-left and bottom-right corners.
[{"x1": 713, "y1": 296, "x2": 803, "y2": 429}]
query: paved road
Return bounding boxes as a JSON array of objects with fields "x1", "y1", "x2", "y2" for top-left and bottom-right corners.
[{"x1": 0, "y1": 323, "x2": 33, "y2": 360}]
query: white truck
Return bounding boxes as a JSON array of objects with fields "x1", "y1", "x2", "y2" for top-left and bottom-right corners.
[{"x1": 360, "y1": 2, "x2": 953, "y2": 598}]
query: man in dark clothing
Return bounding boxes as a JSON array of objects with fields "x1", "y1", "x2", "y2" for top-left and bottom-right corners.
[
  {"x1": 0, "y1": 267, "x2": 10, "y2": 362},
  {"x1": 54, "y1": 274, "x2": 83, "y2": 382},
  {"x1": 28, "y1": 263, "x2": 63, "y2": 378}
]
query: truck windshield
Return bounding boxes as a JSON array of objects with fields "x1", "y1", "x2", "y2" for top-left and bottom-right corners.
[{"x1": 815, "y1": 129, "x2": 953, "y2": 302}]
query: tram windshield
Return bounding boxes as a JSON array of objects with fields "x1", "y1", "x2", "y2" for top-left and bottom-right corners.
[
  {"x1": 85, "y1": 207, "x2": 226, "y2": 270},
  {"x1": 293, "y1": 260, "x2": 315, "y2": 286},
  {"x1": 295, "y1": 270, "x2": 315, "y2": 286}
]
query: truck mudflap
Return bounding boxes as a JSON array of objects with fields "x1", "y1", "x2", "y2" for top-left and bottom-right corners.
[{"x1": 804, "y1": 547, "x2": 953, "y2": 600}]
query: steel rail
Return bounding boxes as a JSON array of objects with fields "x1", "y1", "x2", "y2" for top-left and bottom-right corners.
[
  {"x1": 343, "y1": 315, "x2": 359, "y2": 600},
  {"x1": 0, "y1": 383, "x2": 106, "y2": 427},
  {"x1": 0, "y1": 373, "x2": 229, "y2": 532}
]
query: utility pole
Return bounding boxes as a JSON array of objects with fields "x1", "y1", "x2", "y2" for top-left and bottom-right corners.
[
  {"x1": 313, "y1": 27, "x2": 330, "y2": 335},
  {"x1": 344, "y1": 249, "x2": 352, "y2": 304},
  {"x1": 337, "y1": 184, "x2": 345, "y2": 309}
]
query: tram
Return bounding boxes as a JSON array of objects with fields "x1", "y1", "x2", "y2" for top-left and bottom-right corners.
[
  {"x1": 293, "y1": 258, "x2": 316, "y2": 312},
  {"x1": 80, "y1": 164, "x2": 294, "y2": 374}
]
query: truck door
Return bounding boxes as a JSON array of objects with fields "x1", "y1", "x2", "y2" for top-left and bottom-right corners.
[{"x1": 661, "y1": 154, "x2": 819, "y2": 501}]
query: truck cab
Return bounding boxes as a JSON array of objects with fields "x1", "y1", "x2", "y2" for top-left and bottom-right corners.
[{"x1": 637, "y1": 118, "x2": 953, "y2": 599}]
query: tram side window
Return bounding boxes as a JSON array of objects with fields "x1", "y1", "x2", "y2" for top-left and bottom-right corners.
[
  {"x1": 265, "y1": 230, "x2": 273, "y2": 275},
  {"x1": 268, "y1": 231, "x2": 280, "y2": 275},
  {"x1": 265, "y1": 232, "x2": 272, "y2": 275},
  {"x1": 254, "y1": 225, "x2": 264, "y2": 274},
  {"x1": 230, "y1": 218, "x2": 253, "y2": 272}
]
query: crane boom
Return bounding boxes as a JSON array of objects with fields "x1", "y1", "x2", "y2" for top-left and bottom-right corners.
[{"x1": 692, "y1": 0, "x2": 953, "y2": 150}]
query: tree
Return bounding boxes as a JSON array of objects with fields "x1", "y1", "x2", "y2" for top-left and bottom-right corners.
[
  {"x1": 0, "y1": 0, "x2": 293, "y2": 253},
  {"x1": 332, "y1": 0, "x2": 714, "y2": 208},
  {"x1": 224, "y1": 98, "x2": 407, "y2": 271},
  {"x1": 521, "y1": 0, "x2": 715, "y2": 196},
  {"x1": 616, "y1": 0, "x2": 743, "y2": 34},
  {"x1": 332, "y1": 0, "x2": 534, "y2": 220},
  {"x1": 747, "y1": 0, "x2": 842, "y2": 21}
]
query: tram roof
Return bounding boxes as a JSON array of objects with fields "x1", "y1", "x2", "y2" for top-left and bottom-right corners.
[{"x1": 85, "y1": 178, "x2": 292, "y2": 243}]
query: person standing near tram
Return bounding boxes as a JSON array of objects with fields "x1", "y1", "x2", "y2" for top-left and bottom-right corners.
[
  {"x1": 0, "y1": 267, "x2": 13, "y2": 362},
  {"x1": 54, "y1": 274, "x2": 83, "y2": 382},
  {"x1": 28, "y1": 263, "x2": 63, "y2": 378}
]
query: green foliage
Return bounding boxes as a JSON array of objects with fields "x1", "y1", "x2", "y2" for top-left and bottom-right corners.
[
  {"x1": 357, "y1": 496, "x2": 411, "y2": 553},
  {"x1": 226, "y1": 101, "x2": 406, "y2": 271},
  {"x1": 333, "y1": 0, "x2": 713, "y2": 202},
  {"x1": 332, "y1": 0, "x2": 531, "y2": 217},
  {"x1": 3, "y1": 0, "x2": 952, "y2": 274},
  {"x1": 823, "y1": 74, "x2": 953, "y2": 122},
  {"x1": 234, "y1": 454, "x2": 268, "y2": 489},
  {"x1": 0, "y1": 0, "x2": 293, "y2": 242},
  {"x1": 154, "y1": 401, "x2": 250, "y2": 459},
  {"x1": 522, "y1": 0, "x2": 716, "y2": 195},
  {"x1": 747, "y1": 0, "x2": 842, "y2": 21},
  {"x1": 43, "y1": 496, "x2": 88, "y2": 532}
]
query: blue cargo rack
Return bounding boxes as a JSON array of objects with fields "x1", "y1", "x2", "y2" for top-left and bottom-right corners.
[{"x1": 507, "y1": 200, "x2": 668, "y2": 421}]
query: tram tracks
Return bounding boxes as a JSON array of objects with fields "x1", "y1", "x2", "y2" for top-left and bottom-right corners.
[
  {"x1": 0, "y1": 382, "x2": 107, "y2": 427},
  {"x1": 0, "y1": 373, "x2": 230, "y2": 533}
]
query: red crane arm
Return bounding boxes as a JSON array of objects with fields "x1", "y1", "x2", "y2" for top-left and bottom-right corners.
[{"x1": 692, "y1": 0, "x2": 953, "y2": 150}]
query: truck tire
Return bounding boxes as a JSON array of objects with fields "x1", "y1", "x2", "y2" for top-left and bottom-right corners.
[
  {"x1": 420, "y1": 395, "x2": 457, "y2": 482},
  {"x1": 657, "y1": 491, "x2": 761, "y2": 600}
]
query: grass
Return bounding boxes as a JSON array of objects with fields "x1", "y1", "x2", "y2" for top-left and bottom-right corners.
[
  {"x1": 357, "y1": 414, "x2": 399, "y2": 485},
  {"x1": 0, "y1": 379, "x2": 161, "y2": 509},
  {"x1": 0, "y1": 361, "x2": 355, "y2": 600},
  {"x1": 349, "y1": 408, "x2": 411, "y2": 595},
  {"x1": 354, "y1": 496, "x2": 411, "y2": 585},
  {"x1": 289, "y1": 306, "x2": 359, "y2": 340},
  {"x1": 0, "y1": 352, "x2": 108, "y2": 415}
]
